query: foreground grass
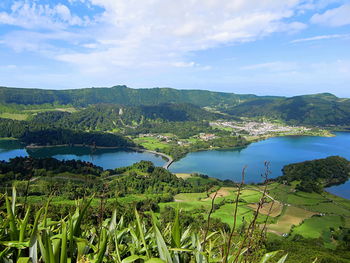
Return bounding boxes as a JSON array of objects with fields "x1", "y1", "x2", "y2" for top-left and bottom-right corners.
[{"x1": 1, "y1": 190, "x2": 294, "y2": 263}]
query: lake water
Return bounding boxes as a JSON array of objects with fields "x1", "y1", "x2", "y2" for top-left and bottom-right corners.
[
  {"x1": 1, "y1": 132, "x2": 350, "y2": 198},
  {"x1": 170, "y1": 132, "x2": 350, "y2": 197},
  {"x1": 0, "y1": 141, "x2": 166, "y2": 169}
]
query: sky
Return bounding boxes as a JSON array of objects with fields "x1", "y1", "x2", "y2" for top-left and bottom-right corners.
[{"x1": 0, "y1": 0, "x2": 350, "y2": 97}]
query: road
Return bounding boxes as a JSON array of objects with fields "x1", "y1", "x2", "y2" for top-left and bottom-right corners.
[{"x1": 130, "y1": 148, "x2": 174, "y2": 170}]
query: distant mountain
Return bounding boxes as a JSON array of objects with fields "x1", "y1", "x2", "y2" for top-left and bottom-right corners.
[
  {"x1": 224, "y1": 93, "x2": 350, "y2": 125},
  {"x1": 0, "y1": 85, "x2": 258, "y2": 107},
  {"x1": 1, "y1": 85, "x2": 350, "y2": 126}
]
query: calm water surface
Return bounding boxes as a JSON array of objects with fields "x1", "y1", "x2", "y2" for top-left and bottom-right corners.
[
  {"x1": 1, "y1": 132, "x2": 350, "y2": 198},
  {"x1": 170, "y1": 132, "x2": 350, "y2": 187},
  {"x1": 0, "y1": 141, "x2": 165, "y2": 169}
]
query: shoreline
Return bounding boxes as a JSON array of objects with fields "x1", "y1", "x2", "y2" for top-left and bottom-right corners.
[
  {"x1": 131, "y1": 148, "x2": 173, "y2": 169},
  {"x1": 25, "y1": 144, "x2": 174, "y2": 170},
  {"x1": 14, "y1": 130, "x2": 347, "y2": 171},
  {"x1": 25, "y1": 144, "x2": 128, "y2": 149}
]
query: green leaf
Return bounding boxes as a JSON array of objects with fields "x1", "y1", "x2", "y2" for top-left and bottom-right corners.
[
  {"x1": 52, "y1": 239, "x2": 61, "y2": 263},
  {"x1": 73, "y1": 197, "x2": 93, "y2": 237},
  {"x1": 17, "y1": 257, "x2": 32, "y2": 263},
  {"x1": 135, "y1": 209, "x2": 150, "y2": 258},
  {"x1": 6, "y1": 196, "x2": 19, "y2": 240},
  {"x1": 259, "y1": 251, "x2": 280, "y2": 263},
  {"x1": 169, "y1": 248, "x2": 192, "y2": 252},
  {"x1": 171, "y1": 208, "x2": 181, "y2": 248},
  {"x1": 277, "y1": 254, "x2": 288, "y2": 263},
  {"x1": 94, "y1": 228, "x2": 108, "y2": 263},
  {"x1": 0, "y1": 241, "x2": 29, "y2": 249},
  {"x1": 19, "y1": 207, "x2": 31, "y2": 242},
  {"x1": 121, "y1": 255, "x2": 143, "y2": 263},
  {"x1": 145, "y1": 258, "x2": 165, "y2": 263},
  {"x1": 60, "y1": 221, "x2": 68, "y2": 263},
  {"x1": 0, "y1": 247, "x2": 10, "y2": 259},
  {"x1": 109, "y1": 209, "x2": 117, "y2": 232},
  {"x1": 12, "y1": 187, "x2": 17, "y2": 214},
  {"x1": 151, "y1": 213, "x2": 172, "y2": 263}
]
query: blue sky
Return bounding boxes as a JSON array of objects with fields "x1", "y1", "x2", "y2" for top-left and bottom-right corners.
[{"x1": 0, "y1": 0, "x2": 350, "y2": 96}]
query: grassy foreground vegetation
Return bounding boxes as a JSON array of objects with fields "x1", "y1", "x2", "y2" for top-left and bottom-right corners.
[
  {"x1": 0, "y1": 187, "x2": 291, "y2": 262},
  {"x1": 1, "y1": 156, "x2": 350, "y2": 262}
]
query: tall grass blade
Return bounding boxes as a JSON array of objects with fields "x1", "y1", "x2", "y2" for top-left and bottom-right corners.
[
  {"x1": 171, "y1": 208, "x2": 181, "y2": 249},
  {"x1": 277, "y1": 254, "x2": 288, "y2": 263},
  {"x1": 6, "y1": 196, "x2": 19, "y2": 240},
  {"x1": 259, "y1": 251, "x2": 280, "y2": 263},
  {"x1": 11, "y1": 187, "x2": 16, "y2": 214},
  {"x1": 151, "y1": 214, "x2": 172, "y2": 263},
  {"x1": 73, "y1": 197, "x2": 93, "y2": 237},
  {"x1": 94, "y1": 228, "x2": 108, "y2": 263},
  {"x1": 135, "y1": 209, "x2": 150, "y2": 258},
  {"x1": 60, "y1": 222, "x2": 68, "y2": 263}
]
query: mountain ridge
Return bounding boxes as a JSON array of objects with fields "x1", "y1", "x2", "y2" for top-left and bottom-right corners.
[{"x1": 1, "y1": 85, "x2": 349, "y2": 126}]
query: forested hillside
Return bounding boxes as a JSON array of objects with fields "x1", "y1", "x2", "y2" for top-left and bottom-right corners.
[
  {"x1": 0, "y1": 85, "x2": 256, "y2": 107},
  {"x1": 277, "y1": 156, "x2": 350, "y2": 193},
  {"x1": 29, "y1": 103, "x2": 224, "y2": 130},
  {"x1": 2, "y1": 86, "x2": 350, "y2": 126},
  {"x1": 224, "y1": 93, "x2": 350, "y2": 125}
]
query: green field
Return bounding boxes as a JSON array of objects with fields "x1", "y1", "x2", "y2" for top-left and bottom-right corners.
[
  {"x1": 133, "y1": 136, "x2": 170, "y2": 150},
  {"x1": 292, "y1": 215, "x2": 343, "y2": 239},
  {"x1": 163, "y1": 183, "x2": 350, "y2": 246},
  {"x1": 0, "y1": 106, "x2": 78, "y2": 121},
  {"x1": 158, "y1": 188, "x2": 273, "y2": 228},
  {"x1": 268, "y1": 206, "x2": 316, "y2": 234},
  {"x1": 0, "y1": 112, "x2": 29, "y2": 120}
]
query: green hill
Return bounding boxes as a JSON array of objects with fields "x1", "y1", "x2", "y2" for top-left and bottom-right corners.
[
  {"x1": 224, "y1": 93, "x2": 350, "y2": 125},
  {"x1": 0, "y1": 85, "x2": 256, "y2": 107},
  {"x1": 28, "y1": 103, "x2": 224, "y2": 131},
  {"x1": 1, "y1": 85, "x2": 350, "y2": 126}
]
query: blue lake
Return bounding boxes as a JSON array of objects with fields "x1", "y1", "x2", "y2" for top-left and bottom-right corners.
[
  {"x1": 0, "y1": 141, "x2": 166, "y2": 169},
  {"x1": 1, "y1": 132, "x2": 350, "y2": 199},
  {"x1": 170, "y1": 132, "x2": 350, "y2": 198}
]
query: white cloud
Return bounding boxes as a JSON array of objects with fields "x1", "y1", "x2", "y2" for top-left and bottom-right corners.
[
  {"x1": 291, "y1": 33, "x2": 350, "y2": 43},
  {"x1": 3, "y1": 0, "x2": 339, "y2": 75},
  {"x1": 51, "y1": 0, "x2": 312, "y2": 73},
  {"x1": 0, "y1": 1, "x2": 88, "y2": 30},
  {"x1": 311, "y1": 3, "x2": 350, "y2": 26},
  {"x1": 172, "y1": 62, "x2": 196, "y2": 68}
]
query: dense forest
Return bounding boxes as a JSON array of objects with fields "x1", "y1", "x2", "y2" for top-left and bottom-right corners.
[
  {"x1": 0, "y1": 102, "x2": 247, "y2": 153},
  {"x1": 2, "y1": 85, "x2": 350, "y2": 126},
  {"x1": 0, "y1": 103, "x2": 225, "y2": 136},
  {"x1": 223, "y1": 93, "x2": 350, "y2": 126},
  {"x1": 277, "y1": 156, "x2": 350, "y2": 193},
  {"x1": 0, "y1": 157, "x2": 224, "y2": 200},
  {"x1": 0, "y1": 118, "x2": 135, "y2": 147},
  {"x1": 0, "y1": 85, "x2": 256, "y2": 107},
  {"x1": 21, "y1": 129, "x2": 135, "y2": 147},
  {"x1": 28, "y1": 103, "x2": 224, "y2": 131}
]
